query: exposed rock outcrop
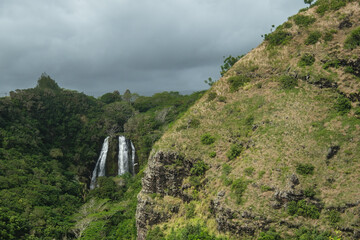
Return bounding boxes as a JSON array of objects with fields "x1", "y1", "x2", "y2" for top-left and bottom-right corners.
[
  {"x1": 209, "y1": 193, "x2": 272, "y2": 236},
  {"x1": 326, "y1": 145, "x2": 340, "y2": 160},
  {"x1": 136, "y1": 151, "x2": 193, "y2": 240},
  {"x1": 136, "y1": 193, "x2": 169, "y2": 240},
  {"x1": 141, "y1": 151, "x2": 193, "y2": 196}
]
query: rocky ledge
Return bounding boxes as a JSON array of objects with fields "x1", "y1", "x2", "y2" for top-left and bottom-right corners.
[{"x1": 135, "y1": 151, "x2": 193, "y2": 240}]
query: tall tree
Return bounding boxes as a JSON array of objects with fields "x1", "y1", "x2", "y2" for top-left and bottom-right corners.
[
  {"x1": 220, "y1": 55, "x2": 243, "y2": 76},
  {"x1": 123, "y1": 89, "x2": 132, "y2": 103},
  {"x1": 304, "y1": 0, "x2": 314, "y2": 6},
  {"x1": 36, "y1": 73, "x2": 60, "y2": 91}
]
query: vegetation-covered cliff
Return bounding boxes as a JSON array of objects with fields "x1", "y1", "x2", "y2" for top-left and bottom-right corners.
[{"x1": 136, "y1": 1, "x2": 360, "y2": 239}]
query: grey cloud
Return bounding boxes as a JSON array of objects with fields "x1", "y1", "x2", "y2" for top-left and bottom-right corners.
[{"x1": 0, "y1": 0, "x2": 306, "y2": 96}]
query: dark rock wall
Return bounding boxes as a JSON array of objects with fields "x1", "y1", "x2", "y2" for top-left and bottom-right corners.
[
  {"x1": 105, "y1": 136, "x2": 119, "y2": 176},
  {"x1": 136, "y1": 151, "x2": 192, "y2": 240}
]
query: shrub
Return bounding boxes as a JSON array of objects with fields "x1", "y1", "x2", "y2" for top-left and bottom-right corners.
[
  {"x1": 222, "y1": 164, "x2": 232, "y2": 175},
  {"x1": 354, "y1": 107, "x2": 360, "y2": 118},
  {"x1": 298, "y1": 53, "x2": 315, "y2": 67},
  {"x1": 315, "y1": 0, "x2": 347, "y2": 15},
  {"x1": 189, "y1": 176, "x2": 201, "y2": 188},
  {"x1": 188, "y1": 119, "x2": 200, "y2": 128},
  {"x1": 200, "y1": 133, "x2": 215, "y2": 145},
  {"x1": 222, "y1": 164, "x2": 233, "y2": 186},
  {"x1": 334, "y1": 95, "x2": 351, "y2": 115},
  {"x1": 218, "y1": 96, "x2": 227, "y2": 102},
  {"x1": 297, "y1": 201, "x2": 321, "y2": 219},
  {"x1": 207, "y1": 92, "x2": 217, "y2": 101},
  {"x1": 227, "y1": 75, "x2": 251, "y2": 92},
  {"x1": 328, "y1": 210, "x2": 341, "y2": 225},
  {"x1": 288, "y1": 200, "x2": 321, "y2": 219},
  {"x1": 276, "y1": 22, "x2": 293, "y2": 31},
  {"x1": 265, "y1": 31, "x2": 292, "y2": 46},
  {"x1": 323, "y1": 32, "x2": 334, "y2": 42},
  {"x1": 231, "y1": 178, "x2": 248, "y2": 204},
  {"x1": 293, "y1": 15, "x2": 316, "y2": 27},
  {"x1": 192, "y1": 189, "x2": 199, "y2": 200},
  {"x1": 258, "y1": 229, "x2": 283, "y2": 240},
  {"x1": 166, "y1": 224, "x2": 227, "y2": 240},
  {"x1": 190, "y1": 160, "x2": 209, "y2": 176},
  {"x1": 316, "y1": 4, "x2": 329, "y2": 16},
  {"x1": 296, "y1": 163, "x2": 315, "y2": 175},
  {"x1": 226, "y1": 143, "x2": 243, "y2": 160},
  {"x1": 279, "y1": 75, "x2": 298, "y2": 89},
  {"x1": 146, "y1": 226, "x2": 165, "y2": 240},
  {"x1": 287, "y1": 201, "x2": 298, "y2": 215},
  {"x1": 344, "y1": 66, "x2": 354, "y2": 74},
  {"x1": 323, "y1": 59, "x2": 340, "y2": 69},
  {"x1": 223, "y1": 178, "x2": 233, "y2": 186},
  {"x1": 305, "y1": 31, "x2": 322, "y2": 45},
  {"x1": 329, "y1": 0, "x2": 347, "y2": 10},
  {"x1": 185, "y1": 202, "x2": 196, "y2": 219},
  {"x1": 283, "y1": 22, "x2": 293, "y2": 29},
  {"x1": 344, "y1": 26, "x2": 360, "y2": 49},
  {"x1": 209, "y1": 151, "x2": 216, "y2": 158},
  {"x1": 304, "y1": 187, "x2": 316, "y2": 198},
  {"x1": 295, "y1": 227, "x2": 331, "y2": 240},
  {"x1": 244, "y1": 167, "x2": 255, "y2": 176}
]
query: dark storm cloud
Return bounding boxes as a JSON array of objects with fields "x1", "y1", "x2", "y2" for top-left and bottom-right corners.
[{"x1": 0, "y1": 0, "x2": 306, "y2": 96}]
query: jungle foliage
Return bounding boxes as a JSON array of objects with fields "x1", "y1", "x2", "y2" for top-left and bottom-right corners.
[{"x1": 0, "y1": 74, "x2": 202, "y2": 239}]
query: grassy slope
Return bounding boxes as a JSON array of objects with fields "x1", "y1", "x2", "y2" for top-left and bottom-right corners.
[{"x1": 143, "y1": 1, "x2": 360, "y2": 239}]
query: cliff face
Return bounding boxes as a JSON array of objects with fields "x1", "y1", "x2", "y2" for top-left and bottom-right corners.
[
  {"x1": 136, "y1": 151, "x2": 193, "y2": 240},
  {"x1": 105, "y1": 136, "x2": 119, "y2": 176},
  {"x1": 136, "y1": 1, "x2": 360, "y2": 239}
]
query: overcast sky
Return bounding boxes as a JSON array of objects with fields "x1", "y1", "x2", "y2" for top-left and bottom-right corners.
[{"x1": 0, "y1": 0, "x2": 307, "y2": 96}]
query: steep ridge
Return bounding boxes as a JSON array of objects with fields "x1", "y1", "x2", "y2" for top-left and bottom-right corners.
[{"x1": 136, "y1": 1, "x2": 360, "y2": 239}]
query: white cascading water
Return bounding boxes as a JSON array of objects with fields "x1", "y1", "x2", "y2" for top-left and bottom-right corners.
[
  {"x1": 118, "y1": 136, "x2": 129, "y2": 175},
  {"x1": 90, "y1": 136, "x2": 109, "y2": 190},
  {"x1": 131, "y1": 141, "x2": 136, "y2": 175}
]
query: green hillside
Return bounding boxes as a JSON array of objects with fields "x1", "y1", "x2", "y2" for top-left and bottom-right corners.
[
  {"x1": 136, "y1": 1, "x2": 360, "y2": 239},
  {"x1": 0, "y1": 74, "x2": 203, "y2": 239}
]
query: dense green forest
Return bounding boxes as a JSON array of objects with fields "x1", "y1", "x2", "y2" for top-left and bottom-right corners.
[{"x1": 0, "y1": 74, "x2": 203, "y2": 239}]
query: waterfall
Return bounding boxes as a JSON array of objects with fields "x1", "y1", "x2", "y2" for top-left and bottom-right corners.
[
  {"x1": 90, "y1": 136, "x2": 110, "y2": 190},
  {"x1": 90, "y1": 135, "x2": 136, "y2": 189},
  {"x1": 118, "y1": 136, "x2": 136, "y2": 176},
  {"x1": 130, "y1": 141, "x2": 136, "y2": 175},
  {"x1": 118, "y1": 136, "x2": 129, "y2": 175}
]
